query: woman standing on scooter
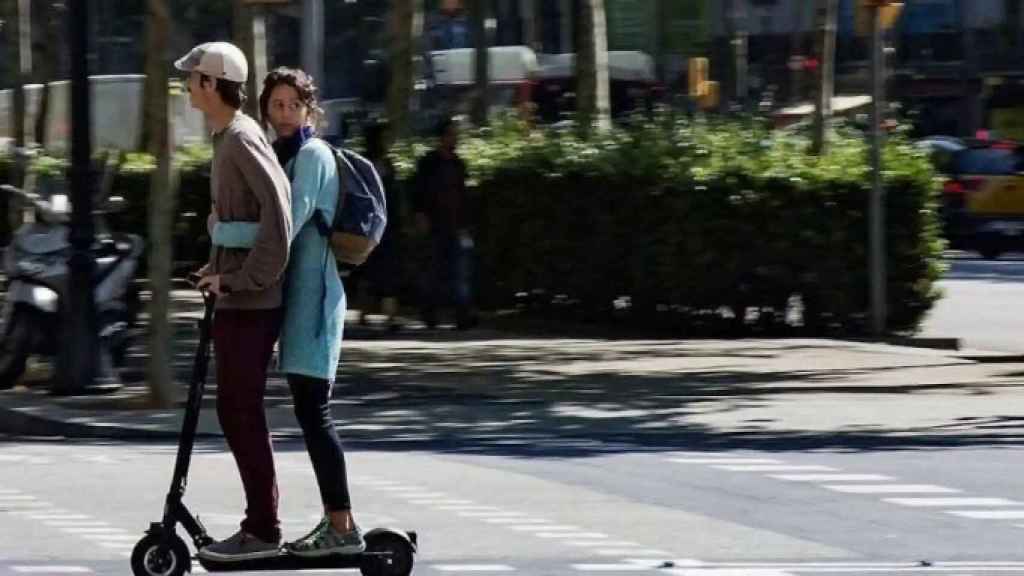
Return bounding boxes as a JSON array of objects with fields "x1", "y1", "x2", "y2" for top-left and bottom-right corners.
[{"x1": 212, "y1": 67, "x2": 363, "y2": 558}]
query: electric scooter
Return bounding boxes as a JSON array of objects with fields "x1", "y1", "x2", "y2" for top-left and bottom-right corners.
[{"x1": 131, "y1": 290, "x2": 416, "y2": 576}]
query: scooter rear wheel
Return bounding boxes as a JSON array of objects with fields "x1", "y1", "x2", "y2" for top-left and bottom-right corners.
[
  {"x1": 131, "y1": 533, "x2": 191, "y2": 576},
  {"x1": 360, "y1": 533, "x2": 414, "y2": 576}
]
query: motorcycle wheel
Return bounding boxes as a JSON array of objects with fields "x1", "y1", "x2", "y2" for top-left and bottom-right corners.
[{"x1": 0, "y1": 306, "x2": 35, "y2": 390}]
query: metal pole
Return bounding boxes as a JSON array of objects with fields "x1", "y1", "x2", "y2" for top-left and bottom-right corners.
[
  {"x1": 301, "y1": 0, "x2": 325, "y2": 88},
  {"x1": 57, "y1": 0, "x2": 99, "y2": 394},
  {"x1": 731, "y1": 0, "x2": 748, "y2": 108},
  {"x1": 812, "y1": 0, "x2": 838, "y2": 155},
  {"x1": 869, "y1": 5, "x2": 886, "y2": 336}
]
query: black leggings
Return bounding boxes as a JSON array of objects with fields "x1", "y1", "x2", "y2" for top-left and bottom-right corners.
[{"x1": 289, "y1": 374, "x2": 352, "y2": 512}]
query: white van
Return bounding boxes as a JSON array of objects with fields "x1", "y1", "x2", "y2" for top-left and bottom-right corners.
[
  {"x1": 426, "y1": 45, "x2": 540, "y2": 115},
  {"x1": 0, "y1": 75, "x2": 206, "y2": 153}
]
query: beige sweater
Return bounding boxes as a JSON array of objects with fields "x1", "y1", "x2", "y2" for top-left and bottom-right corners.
[{"x1": 206, "y1": 113, "x2": 293, "y2": 310}]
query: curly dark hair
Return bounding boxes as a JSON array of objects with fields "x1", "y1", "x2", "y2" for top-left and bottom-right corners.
[{"x1": 258, "y1": 67, "x2": 325, "y2": 128}]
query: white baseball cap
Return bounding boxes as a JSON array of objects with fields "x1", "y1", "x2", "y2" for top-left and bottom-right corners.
[{"x1": 174, "y1": 42, "x2": 248, "y2": 83}]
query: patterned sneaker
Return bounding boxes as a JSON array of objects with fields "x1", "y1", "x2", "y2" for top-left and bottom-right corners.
[
  {"x1": 197, "y1": 529, "x2": 281, "y2": 562},
  {"x1": 287, "y1": 519, "x2": 366, "y2": 558}
]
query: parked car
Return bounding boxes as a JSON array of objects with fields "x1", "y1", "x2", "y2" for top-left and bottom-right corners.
[{"x1": 918, "y1": 135, "x2": 1024, "y2": 259}]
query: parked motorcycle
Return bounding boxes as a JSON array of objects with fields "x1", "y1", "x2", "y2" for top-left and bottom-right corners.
[{"x1": 0, "y1": 173, "x2": 143, "y2": 390}]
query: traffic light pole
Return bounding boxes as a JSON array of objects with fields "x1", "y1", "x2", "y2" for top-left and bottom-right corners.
[
  {"x1": 869, "y1": 5, "x2": 887, "y2": 336},
  {"x1": 55, "y1": 0, "x2": 99, "y2": 394}
]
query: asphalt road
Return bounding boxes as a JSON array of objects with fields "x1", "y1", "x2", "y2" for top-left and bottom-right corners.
[
  {"x1": 920, "y1": 253, "x2": 1024, "y2": 353},
  {"x1": 2, "y1": 436, "x2": 1024, "y2": 576}
]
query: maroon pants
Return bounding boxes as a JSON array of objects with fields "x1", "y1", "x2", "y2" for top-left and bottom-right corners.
[{"x1": 213, "y1": 307, "x2": 284, "y2": 544}]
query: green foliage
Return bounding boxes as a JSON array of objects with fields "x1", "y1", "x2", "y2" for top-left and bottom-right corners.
[
  {"x1": 0, "y1": 117, "x2": 945, "y2": 335},
  {"x1": 390, "y1": 117, "x2": 945, "y2": 335}
]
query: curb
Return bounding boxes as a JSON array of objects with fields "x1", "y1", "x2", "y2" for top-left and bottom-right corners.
[
  {"x1": 0, "y1": 407, "x2": 184, "y2": 440},
  {"x1": 954, "y1": 351, "x2": 1024, "y2": 363}
]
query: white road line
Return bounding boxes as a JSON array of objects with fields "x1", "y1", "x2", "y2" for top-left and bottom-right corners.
[
  {"x1": 411, "y1": 499, "x2": 476, "y2": 506},
  {"x1": 2, "y1": 500, "x2": 52, "y2": 508},
  {"x1": 482, "y1": 517, "x2": 546, "y2": 524},
  {"x1": 682, "y1": 561, "x2": 1024, "y2": 571},
  {"x1": 566, "y1": 541, "x2": 641, "y2": 548},
  {"x1": 623, "y1": 559, "x2": 704, "y2": 568},
  {"x1": 81, "y1": 534, "x2": 139, "y2": 541},
  {"x1": 663, "y1": 565, "x2": 798, "y2": 569},
  {"x1": 714, "y1": 465, "x2": 838, "y2": 472},
  {"x1": 824, "y1": 484, "x2": 961, "y2": 494},
  {"x1": 884, "y1": 497, "x2": 1022, "y2": 507},
  {"x1": 62, "y1": 527, "x2": 131, "y2": 535},
  {"x1": 43, "y1": 520, "x2": 112, "y2": 527},
  {"x1": 510, "y1": 525, "x2": 580, "y2": 532},
  {"x1": 668, "y1": 458, "x2": 781, "y2": 465},
  {"x1": 0, "y1": 495, "x2": 38, "y2": 500},
  {"x1": 27, "y1": 514, "x2": 91, "y2": 520},
  {"x1": 11, "y1": 567, "x2": 92, "y2": 574},
  {"x1": 374, "y1": 486, "x2": 428, "y2": 493},
  {"x1": 595, "y1": 549, "x2": 672, "y2": 557},
  {"x1": 434, "y1": 505, "x2": 505, "y2": 512},
  {"x1": 571, "y1": 564, "x2": 652, "y2": 571},
  {"x1": 431, "y1": 564, "x2": 516, "y2": 572},
  {"x1": 770, "y1": 474, "x2": 894, "y2": 482},
  {"x1": 947, "y1": 510, "x2": 1024, "y2": 519},
  {"x1": 536, "y1": 532, "x2": 608, "y2": 539}
]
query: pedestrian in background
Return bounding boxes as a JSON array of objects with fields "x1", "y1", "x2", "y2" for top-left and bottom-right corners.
[
  {"x1": 411, "y1": 117, "x2": 477, "y2": 330},
  {"x1": 357, "y1": 120, "x2": 404, "y2": 331}
]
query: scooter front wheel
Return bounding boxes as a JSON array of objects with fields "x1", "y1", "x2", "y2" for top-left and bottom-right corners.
[
  {"x1": 0, "y1": 307, "x2": 35, "y2": 389},
  {"x1": 131, "y1": 533, "x2": 191, "y2": 576}
]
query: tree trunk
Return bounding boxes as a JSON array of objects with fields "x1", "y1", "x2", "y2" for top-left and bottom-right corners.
[
  {"x1": 1008, "y1": 0, "x2": 1024, "y2": 57},
  {"x1": 574, "y1": 0, "x2": 611, "y2": 137},
  {"x1": 727, "y1": 0, "x2": 748, "y2": 109},
  {"x1": 386, "y1": 0, "x2": 415, "y2": 143},
  {"x1": 6, "y1": 0, "x2": 26, "y2": 148},
  {"x1": 653, "y1": 0, "x2": 668, "y2": 85},
  {"x1": 470, "y1": 0, "x2": 490, "y2": 126},
  {"x1": 32, "y1": 1, "x2": 58, "y2": 149},
  {"x1": 144, "y1": 0, "x2": 178, "y2": 408},
  {"x1": 233, "y1": 0, "x2": 260, "y2": 118},
  {"x1": 811, "y1": 0, "x2": 838, "y2": 155}
]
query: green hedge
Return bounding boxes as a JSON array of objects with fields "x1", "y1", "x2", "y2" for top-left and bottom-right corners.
[
  {"x1": 444, "y1": 118, "x2": 945, "y2": 335},
  {"x1": 1, "y1": 117, "x2": 945, "y2": 335}
]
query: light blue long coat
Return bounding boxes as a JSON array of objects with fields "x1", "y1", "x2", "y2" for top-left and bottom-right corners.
[{"x1": 213, "y1": 138, "x2": 344, "y2": 382}]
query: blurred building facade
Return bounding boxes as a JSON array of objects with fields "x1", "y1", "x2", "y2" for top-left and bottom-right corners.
[{"x1": 2, "y1": 0, "x2": 1024, "y2": 138}]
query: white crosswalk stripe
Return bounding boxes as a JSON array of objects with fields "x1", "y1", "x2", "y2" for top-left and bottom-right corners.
[
  {"x1": 712, "y1": 465, "x2": 838, "y2": 472},
  {"x1": 668, "y1": 458, "x2": 781, "y2": 465},
  {"x1": 10, "y1": 567, "x2": 92, "y2": 573},
  {"x1": 769, "y1": 473, "x2": 894, "y2": 482},
  {"x1": 947, "y1": 510, "x2": 1024, "y2": 519},
  {"x1": 432, "y1": 564, "x2": 517, "y2": 572},
  {"x1": 824, "y1": 484, "x2": 961, "y2": 494},
  {"x1": 884, "y1": 497, "x2": 1022, "y2": 507}
]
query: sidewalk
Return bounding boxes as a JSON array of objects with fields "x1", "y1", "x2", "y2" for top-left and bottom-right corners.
[
  {"x1": 5, "y1": 316, "x2": 1024, "y2": 442},
  {"x1": 4, "y1": 288, "x2": 1024, "y2": 442}
]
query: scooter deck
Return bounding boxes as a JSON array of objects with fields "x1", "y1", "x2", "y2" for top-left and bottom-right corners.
[{"x1": 197, "y1": 550, "x2": 382, "y2": 572}]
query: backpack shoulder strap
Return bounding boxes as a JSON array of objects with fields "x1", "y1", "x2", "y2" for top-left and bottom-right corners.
[{"x1": 309, "y1": 140, "x2": 345, "y2": 238}]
